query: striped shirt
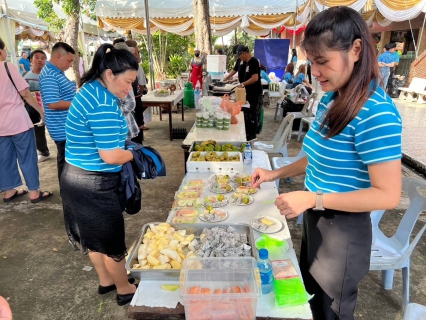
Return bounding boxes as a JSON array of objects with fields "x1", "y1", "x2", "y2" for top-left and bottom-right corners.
[
  {"x1": 303, "y1": 85, "x2": 402, "y2": 193},
  {"x1": 65, "y1": 80, "x2": 128, "y2": 172},
  {"x1": 39, "y1": 61, "x2": 76, "y2": 142}
]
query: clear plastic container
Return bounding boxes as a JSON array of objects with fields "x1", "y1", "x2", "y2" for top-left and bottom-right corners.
[
  {"x1": 167, "y1": 207, "x2": 200, "y2": 224},
  {"x1": 180, "y1": 257, "x2": 261, "y2": 320}
]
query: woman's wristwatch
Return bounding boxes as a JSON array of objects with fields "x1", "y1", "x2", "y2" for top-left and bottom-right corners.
[{"x1": 313, "y1": 190, "x2": 325, "y2": 211}]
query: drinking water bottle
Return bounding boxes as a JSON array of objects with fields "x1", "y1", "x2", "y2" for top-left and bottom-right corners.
[
  {"x1": 257, "y1": 248, "x2": 274, "y2": 294},
  {"x1": 243, "y1": 143, "x2": 252, "y2": 165}
]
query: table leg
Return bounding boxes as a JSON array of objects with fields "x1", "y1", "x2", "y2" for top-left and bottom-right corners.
[
  {"x1": 159, "y1": 107, "x2": 163, "y2": 121},
  {"x1": 181, "y1": 100, "x2": 184, "y2": 121},
  {"x1": 169, "y1": 104, "x2": 173, "y2": 141}
]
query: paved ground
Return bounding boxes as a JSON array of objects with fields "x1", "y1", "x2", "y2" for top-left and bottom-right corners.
[{"x1": 0, "y1": 99, "x2": 425, "y2": 320}]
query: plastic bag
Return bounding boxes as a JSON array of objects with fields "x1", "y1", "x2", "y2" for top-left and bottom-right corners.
[{"x1": 220, "y1": 94, "x2": 243, "y2": 124}]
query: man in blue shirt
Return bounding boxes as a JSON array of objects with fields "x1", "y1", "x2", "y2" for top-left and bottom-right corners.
[
  {"x1": 39, "y1": 42, "x2": 76, "y2": 181},
  {"x1": 378, "y1": 44, "x2": 394, "y2": 89},
  {"x1": 19, "y1": 52, "x2": 31, "y2": 75}
]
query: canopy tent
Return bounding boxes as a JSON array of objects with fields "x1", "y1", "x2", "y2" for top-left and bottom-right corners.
[
  {"x1": 96, "y1": 0, "x2": 311, "y2": 36},
  {"x1": 15, "y1": 24, "x2": 56, "y2": 41},
  {"x1": 96, "y1": 0, "x2": 426, "y2": 36}
]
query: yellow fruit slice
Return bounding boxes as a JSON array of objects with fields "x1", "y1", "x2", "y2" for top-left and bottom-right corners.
[{"x1": 161, "y1": 284, "x2": 180, "y2": 291}]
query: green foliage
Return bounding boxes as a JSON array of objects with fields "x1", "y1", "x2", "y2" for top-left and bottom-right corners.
[
  {"x1": 135, "y1": 31, "x2": 195, "y2": 79},
  {"x1": 34, "y1": 0, "x2": 65, "y2": 31},
  {"x1": 167, "y1": 54, "x2": 191, "y2": 78}
]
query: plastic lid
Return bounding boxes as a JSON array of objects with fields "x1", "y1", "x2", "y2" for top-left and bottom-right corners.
[
  {"x1": 259, "y1": 248, "x2": 269, "y2": 259},
  {"x1": 246, "y1": 143, "x2": 251, "y2": 149}
]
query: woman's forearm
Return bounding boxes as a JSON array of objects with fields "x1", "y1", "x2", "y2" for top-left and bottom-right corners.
[
  {"x1": 276, "y1": 156, "x2": 308, "y2": 180},
  {"x1": 99, "y1": 149, "x2": 133, "y2": 165},
  {"x1": 19, "y1": 88, "x2": 44, "y2": 116}
]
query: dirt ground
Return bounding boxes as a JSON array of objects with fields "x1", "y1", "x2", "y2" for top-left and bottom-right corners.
[{"x1": 0, "y1": 106, "x2": 425, "y2": 320}]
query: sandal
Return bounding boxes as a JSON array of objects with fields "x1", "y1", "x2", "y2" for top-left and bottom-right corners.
[
  {"x1": 3, "y1": 189, "x2": 28, "y2": 202},
  {"x1": 30, "y1": 191, "x2": 53, "y2": 203}
]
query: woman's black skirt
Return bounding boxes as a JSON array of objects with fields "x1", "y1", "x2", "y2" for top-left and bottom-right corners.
[{"x1": 60, "y1": 163, "x2": 126, "y2": 262}]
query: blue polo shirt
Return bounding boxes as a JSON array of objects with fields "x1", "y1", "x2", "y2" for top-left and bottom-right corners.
[
  {"x1": 19, "y1": 57, "x2": 30, "y2": 72},
  {"x1": 294, "y1": 73, "x2": 305, "y2": 85},
  {"x1": 39, "y1": 61, "x2": 76, "y2": 142},
  {"x1": 392, "y1": 51, "x2": 400, "y2": 64},
  {"x1": 303, "y1": 84, "x2": 402, "y2": 193},
  {"x1": 65, "y1": 80, "x2": 128, "y2": 172},
  {"x1": 284, "y1": 72, "x2": 293, "y2": 83}
]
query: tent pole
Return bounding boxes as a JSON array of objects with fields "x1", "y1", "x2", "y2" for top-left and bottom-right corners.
[
  {"x1": 293, "y1": 0, "x2": 298, "y2": 49},
  {"x1": 144, "y1": 0, "x2": 155, "y2": 91},
  {"x1": 1, "y1": 0, "x2": 17, "y2": 66},
  {"x1": 418, "y1": 13, "x2": 426, "y2": 57}
]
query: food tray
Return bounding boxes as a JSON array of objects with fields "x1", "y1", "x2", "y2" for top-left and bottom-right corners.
[
  {"x1": 186, "y1": 151, "x2": 243, "y2": 173},
  {"x1": 231, "y1": 173, "x2": 252, "y2": 185},
  {"x1": 208, "y1": 174, "x2": 232, "y2": 184},
  {"x1": 208, "y1": 183, "x2": 233, "y2": 194},
  {"x1": 188, "y1": 141, "x2": 247, "y2": 153},
  {"x1": 154, "y1": 90, "x2": 169, "y2": 97},
  {"x1": 233, "y1": 185, "x2": 258, "y2": 194},
  {"x1": 126, "y1": 222, "x2": 257, "y2": 280}
]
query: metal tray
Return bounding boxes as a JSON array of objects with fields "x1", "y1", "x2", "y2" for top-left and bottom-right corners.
[{"x1": 126, "y1": 222, "x2": 257, "y2": 280}]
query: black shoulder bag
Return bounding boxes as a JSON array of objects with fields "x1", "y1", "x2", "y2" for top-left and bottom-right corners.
[{"x1": 4, "y1": 62, "x2": 41, "y2": 124}]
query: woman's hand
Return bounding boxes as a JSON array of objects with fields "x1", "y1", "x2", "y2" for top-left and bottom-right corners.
[
  {"x1": 275, "y1": 191, "x2": 316, "y2": 219},
  {"x1": 251, "y1": 168, "x2": 276, "y2": 189}
]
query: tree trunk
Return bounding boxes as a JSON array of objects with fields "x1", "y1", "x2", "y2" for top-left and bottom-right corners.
[
  {"x1": 193, "y1": 0, "x2": 212, "y2": 55},
  {"x1": 62, "y1": 0, "x2": 80, "y2": 84}
]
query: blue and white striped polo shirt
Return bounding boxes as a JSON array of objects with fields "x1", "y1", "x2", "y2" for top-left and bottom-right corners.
[
  {"x1": 303, "y1": 85, "x2": 402, "y2": 193},
  {"x1": 39, "y1": 61, "x2": 76, "y2": 142},
  {"x1": 65, "y1": 80, "x2": 128, "y2": 172}
]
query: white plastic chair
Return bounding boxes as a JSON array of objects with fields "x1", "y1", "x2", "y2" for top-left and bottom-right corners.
[
  {"x1": 252, "y1": 114, "x2": 295, "y2": 157},
  {"x1": 271, "y1": 148, "x2": 306, "y2": 226},
  {"x1": 286, "y1": 93, "x2": 318, "y2": 121},
  {"x1": 370, "y1": 177, "x2": 426, "y2": 308},
  {"x1": 402, "y1": 303, "x2": 426, "y2": 319},
  {"x1": 273, "y1": 83, "x2": 287, "y2": 119}
]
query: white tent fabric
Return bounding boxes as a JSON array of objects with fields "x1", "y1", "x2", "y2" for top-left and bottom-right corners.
[
  {"x1": 96, "y1": 0, "x2": 305, "y2": 19},
  {"x1": 375, "y1": 0, "x2": 426, "y2": 21},
  {"x1": 315, "y1": 0, "x2": 369, "y2": 13}
]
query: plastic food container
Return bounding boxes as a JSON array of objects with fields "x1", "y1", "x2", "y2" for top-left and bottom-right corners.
[
  {"x1": 180, "y1": 257, "x2": 261, "y2": 320},
  {"x1": 167, "y1": 207, "x2": 200, "y2": 224}
]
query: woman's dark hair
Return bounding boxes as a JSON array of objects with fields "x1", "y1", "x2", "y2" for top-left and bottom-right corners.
[
  {"x1": 260, "y1": 64, "x2": 266, "y2": 72},
  {"x1": 291, "y1": 48, "x2": 297, "y2": 59},
  {"x1": 301, "y1": 6, "x2": 380, "y2": 138},
  {"x1": 285, "y1": 63, "x2": 294, "y2": 75},
  {"x1": 79, "y1": 44, "x2": 139, "y2": 88},
  {"x1": 216, "y1": 48, "x2": 224, "y2": 55},
  {"x1": 0, "y1": 38, "x2": 5, "y2": 50}
]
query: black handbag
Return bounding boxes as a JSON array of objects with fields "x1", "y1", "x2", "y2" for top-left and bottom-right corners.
[{"x1": 4, "y1": 62, "x2": 41, "y2": 124}]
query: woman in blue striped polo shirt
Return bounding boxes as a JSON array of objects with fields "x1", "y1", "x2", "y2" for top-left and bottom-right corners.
[
  {"x1": 252, "y1": 7, "x2": 402, "y2": 319},
  {"x1": 61, "y1": 44, "x2": 138, "y2": 306}
]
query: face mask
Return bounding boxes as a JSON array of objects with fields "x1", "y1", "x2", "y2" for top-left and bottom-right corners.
[{"x1": 195, "y1": 53, "x2": 200, "y2": 57}]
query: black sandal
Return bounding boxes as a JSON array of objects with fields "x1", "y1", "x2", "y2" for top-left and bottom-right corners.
[
  {"x1": 30, "y1": 191, "x2": 53, "y2": 203},
  {"x1": 3, "y1": 189, "x2": 28, "y2": 202}
]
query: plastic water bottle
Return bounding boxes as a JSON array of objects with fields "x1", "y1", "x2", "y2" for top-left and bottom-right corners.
[
  {"x1": 194, "y1": 89, "x2": 201, "y2": 110},
  {"x1": 243, "y1": 143, "x2": 252, "y2": 165},
  {"x1": 257, "y1": 248, "x2": 274, "y2": 295},
  {"x1": 195, "y1": 80, "x2": 201, "y2": 91}
]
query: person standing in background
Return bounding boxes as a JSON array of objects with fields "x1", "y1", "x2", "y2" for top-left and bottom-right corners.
[
  {"x1": 236, "y1": 45, "x2": 263, "y2": 141},
  {"x1": 19, "y1": 52, "x2": 30, "y2": 75},
  {"x1": 125, "y1": 39, "x2": 149, "y2": 137},
  {"x1": 306, "y1": 60, "x2": 312, "y2": 84},
  {"x1": 291, "y1": 48, "x2": 298, "y2": 65},
  {"x1": 378, "y1": 44, "x2": 394, "y2": 89},
  {"x1": 24, "y1": 49, "x2": 50, "y2": 163},
  {"x1": 189, "y1": 48, "x2": 206, "y2": 89},
  {"x1": 0, "y1": 37, "x2": 52, "y2": 203},
  {"x1": 39, "y1": 42, "x2": 76, "y2": 182},
  {"x1": 223, "y1": 44, "x2": 246, "y2": 83}
]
